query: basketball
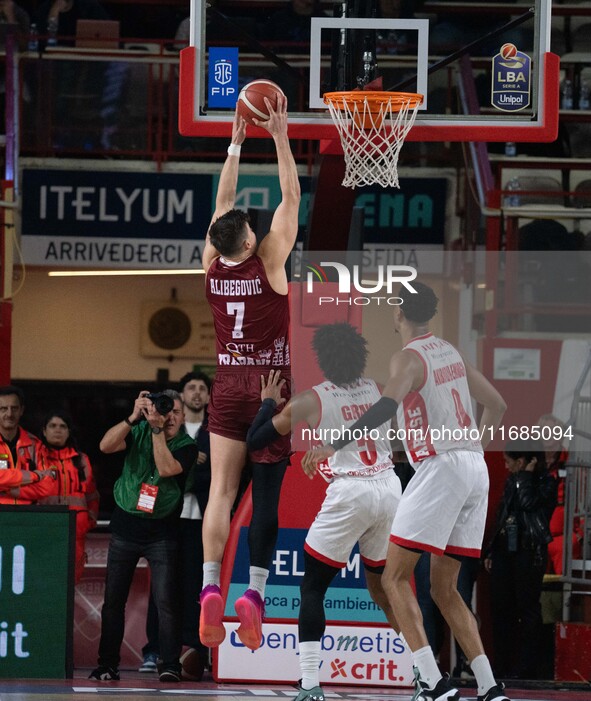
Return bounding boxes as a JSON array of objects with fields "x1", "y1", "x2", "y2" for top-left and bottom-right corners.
[
  {"x1": 180, "y1": 647, "x2": 205, "y2": 681},
  {"x1": 237, "y1": 80, "x2": 285, "y2": 126},
  {"x1": 500, "y1": 43, "x2": 518, "y2": 60}
]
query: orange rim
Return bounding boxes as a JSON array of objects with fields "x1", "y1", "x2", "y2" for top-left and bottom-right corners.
[{"x1": 324, "y1": 90, "x2": 423, "y2": 113}]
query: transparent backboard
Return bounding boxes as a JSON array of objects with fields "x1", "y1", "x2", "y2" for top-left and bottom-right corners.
[{"x1": 179, "y1": 0, "x2": 557, "y2": 142}]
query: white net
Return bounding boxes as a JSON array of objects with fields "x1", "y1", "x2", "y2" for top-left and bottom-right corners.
[{"x1": 324, "y1": 92, "x2": 422, "y2": 189}]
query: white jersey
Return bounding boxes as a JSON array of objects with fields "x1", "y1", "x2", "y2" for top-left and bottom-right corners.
[
  {"x1": 312, "y1": 378, "x2": 394, "y2": 481},
  {"x1": 396, "y1": 333, "x2": 483, "y2": 468}
]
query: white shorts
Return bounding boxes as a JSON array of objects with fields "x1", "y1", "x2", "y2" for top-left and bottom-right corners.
[
  {"x1": 390, "y1": 450, "x2": 489, "y2": 557},
  {"x1": 305, "y1": 470, "x2": 402, "y2": 569}
]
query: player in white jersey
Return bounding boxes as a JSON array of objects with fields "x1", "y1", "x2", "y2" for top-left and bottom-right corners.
[
  {"x1": 247, "y1": 323, "x2": 406, "y2": 701},
  {"x1": 302, "y1": 284, "x2": 508, "y2": 701}
]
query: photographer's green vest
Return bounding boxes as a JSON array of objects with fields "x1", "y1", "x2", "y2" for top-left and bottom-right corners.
[{"x1": 114, "y1": 422, "x2": 195, "y2": 518}]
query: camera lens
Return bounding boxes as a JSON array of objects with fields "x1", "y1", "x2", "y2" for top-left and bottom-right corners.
[{"x1": 147, "y1": 393, "x2": 175, "y2": 415}]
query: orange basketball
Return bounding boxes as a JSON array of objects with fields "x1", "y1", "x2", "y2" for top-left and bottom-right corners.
[
  {"x1": 500, "y1": 43, "x2": 518, "y2": 60},
  {"x1": 237, "y1": 80, "x2": 285, "y2": 126}
]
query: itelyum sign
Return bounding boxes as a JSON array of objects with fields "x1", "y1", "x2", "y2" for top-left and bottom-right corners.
[{"x1": 21, "y1": 169, "x2": 448, "y2": 268}]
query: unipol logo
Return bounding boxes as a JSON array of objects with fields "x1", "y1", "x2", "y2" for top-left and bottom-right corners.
[
  {"x1": 0, "y1": 545, "x2": 30, "y2": 658},
  {"x1": 305, "y1": 262, "x2": 418, "y2": 306}
]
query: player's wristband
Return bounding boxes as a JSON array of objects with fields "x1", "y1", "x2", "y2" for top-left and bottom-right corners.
[
  {"x1": 330, "y1": 396, "x2": 399, "y2": 452},
  {"x1": 124, "y1": 416, "x2": 135, "y2": 427},
  {"x1": 227, "y1": 143, "x2": 241, "y2": 157},
  {"x1": 246, "y1": 399, "x2": 280, "y2": 451}
]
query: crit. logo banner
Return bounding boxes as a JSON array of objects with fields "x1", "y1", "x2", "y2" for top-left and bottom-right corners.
[{"x1": 330, "y1": 658, "x2": 347, "y2": 678}]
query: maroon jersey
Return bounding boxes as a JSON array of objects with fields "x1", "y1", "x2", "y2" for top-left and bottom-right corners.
[{"x1": 206, "y1": 254, "x2": 290, "y2": 368}]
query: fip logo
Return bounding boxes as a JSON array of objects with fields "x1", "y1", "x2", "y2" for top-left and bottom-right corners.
[
  {"x1": 305, "y1": 261, "x2": 418, "y2": 307},
  {"x1": 209, "y1": 47, "x2": 239, "y2": 108}
]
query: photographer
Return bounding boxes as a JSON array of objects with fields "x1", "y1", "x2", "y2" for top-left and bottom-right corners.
[
  {"x1": 484, "y1": 440, "x2": 557, "y2": 679},
  {"x1": 89, "y1": 389, "x2": 198, "y2": 684}
]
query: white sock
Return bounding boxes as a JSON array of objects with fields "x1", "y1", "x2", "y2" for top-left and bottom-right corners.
[
  {"x1": 299, "y1": 641, "x2": 321, "y2": 690},
  {"x1": 203, "y1": 561, "x2": 221, "y2": 588},
  {"x1": 471, "y1": 654, "x2": 496, "y2": 695},
  {"x1": 248, "y1": 566, "x2": 269, "y2": 597},
  {"x1": 412, "y1": 646, "x2": 442, "y2": 690}
]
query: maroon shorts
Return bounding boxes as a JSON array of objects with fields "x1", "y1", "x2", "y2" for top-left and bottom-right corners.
[{"x1": 208, "y1": 368, "x2": 291, "y2": 464}]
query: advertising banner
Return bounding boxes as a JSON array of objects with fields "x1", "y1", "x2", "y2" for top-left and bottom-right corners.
[
  {"x1": 0, "y1": 507, "x2": 74, "y2": 678},
  {"x1": 21, "y1": 170, "x2": 446, "y2": 267},
  {"x1": 216, "y1": 621, "x2": 412, "y2": 688}
]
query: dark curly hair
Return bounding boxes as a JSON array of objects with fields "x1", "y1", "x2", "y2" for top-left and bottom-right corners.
[
  {"x1": 209, "y1": 209, "x2": 251, "y2": 257},
  {"x1": 399, "y1": 281, "x2": 439, "y2": 323},
  {"x1": 178, "y1": 371, "x2": 212, "y2": 393},
  {"x1": 312, "y1": 323, "x2": 368, "y2": 386},
  {"x1": 504, "y1": 439, "x2": 547, "y2": 474}
]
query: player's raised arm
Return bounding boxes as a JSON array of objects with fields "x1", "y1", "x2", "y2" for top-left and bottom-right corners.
[
  {"x1": 256, "y1": 95, "x2": 301, "y2": 290},
  {"x1": 202, "y1": 110, "x2": 247, "y2": 272}
]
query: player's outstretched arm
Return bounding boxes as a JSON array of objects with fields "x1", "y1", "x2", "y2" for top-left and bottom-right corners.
[
  {"x1": 256, "y1": 95, "x2": 301, "y2": 289},
  {"x1": 246, "y1": 370, "x2": 316, "y2": 452},
  {"x1": 202, "y1": 110, "x2": 247, "y2": 272},
  {"x1": 463, "y1": 358, "x2": 507, "y2": 449}
]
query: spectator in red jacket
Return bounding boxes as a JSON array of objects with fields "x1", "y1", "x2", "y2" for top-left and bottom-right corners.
[
  {"x1": 36, "y1": 411, "x2": 100, "y2": 583},
  {"x1": 0, "y1": 385, "x2": 55, "y2": 504},
  {"x1": 538, "y1": 413, "x2": 582, "y2": 574}
]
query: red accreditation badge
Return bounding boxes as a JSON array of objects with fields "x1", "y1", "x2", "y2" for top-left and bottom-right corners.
[{"x1": 137, "y1": 483, "x2": 159, "y2": 513}]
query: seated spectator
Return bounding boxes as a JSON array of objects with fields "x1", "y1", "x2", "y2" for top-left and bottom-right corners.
[
  {"x1": 0, "y1": 1, "x2": 30, "y2": 51},
  {"x1": 377, "y1": 0, "x2": 424, "y2": 55},
  {"x1": 0, "y1": 385, "x2": 55, "y2": 505},
  {"x1": 35, "y1": 411, "x2": 100, "y2": 584},
  {"x1": 538, "y1": 413, "x2": 582, "y2": 574},
  {"x1": 35, "y1": 0, "x2": 109, "y2": 45},
  {"x1": 265, "y1": 0, "x2": 327, "y2": 52}
]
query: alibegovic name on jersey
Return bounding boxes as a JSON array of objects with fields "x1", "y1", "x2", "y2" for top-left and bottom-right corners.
[
  {"x1": 208, "y1": 277, "x2": 263, "y2": 297},
  {"x1": 206, "y1": 255, "x2": 290, "y2": 367}
]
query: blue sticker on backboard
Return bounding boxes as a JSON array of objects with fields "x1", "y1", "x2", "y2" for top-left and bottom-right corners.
[
  {"x1": 208, "y1": 47, "x2": 239, "y2": 108},
  {"x1": 491, "y1": 43, "x2": 531, "y2": 112}
]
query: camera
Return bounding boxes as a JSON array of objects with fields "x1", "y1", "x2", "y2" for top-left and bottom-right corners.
[{"x1": 146, "y1": 392, "x2": 174, "y2": 415}]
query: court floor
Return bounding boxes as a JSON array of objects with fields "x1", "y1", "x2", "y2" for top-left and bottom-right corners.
[{"x1": 0, "y1": 672, "x2": 589, "y2": 701}]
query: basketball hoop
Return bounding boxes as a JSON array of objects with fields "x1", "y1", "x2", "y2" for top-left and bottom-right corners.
[{"x1": 324, "y1": 91, "x2": 423, "y2": 189}]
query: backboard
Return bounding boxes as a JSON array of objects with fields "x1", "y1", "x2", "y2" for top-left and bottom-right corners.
[{"x1": 179, "y1": 0, "x2": 558, "y2": 143}]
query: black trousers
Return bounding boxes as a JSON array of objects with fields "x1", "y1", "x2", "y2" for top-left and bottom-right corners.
[
  {"x1": 489, "y1": 546, "x2": 547, "y2": 679},
  {"x1": 143, "y1": 518, "x2": 206, "y2": 661}
]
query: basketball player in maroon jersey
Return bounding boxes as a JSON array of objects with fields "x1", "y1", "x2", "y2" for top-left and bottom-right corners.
[
  {"x1": 199, "y1": 96, "x2": 300, "y2": 651},
  {"x1": 302, "y1": 283, "x2": 509, "y2": 701}
]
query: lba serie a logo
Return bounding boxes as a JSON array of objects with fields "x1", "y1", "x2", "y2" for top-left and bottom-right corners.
[
  {"x1": 491, "y1": 42, "x2": 531, "y2": 112},
  {"x1": 305, "y1": 261, "x2": 418, "y2": 306}
]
